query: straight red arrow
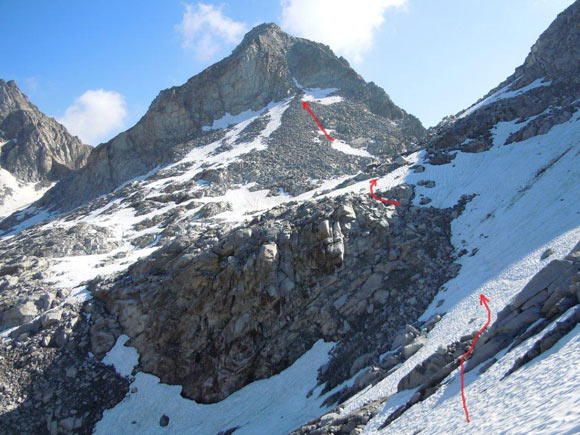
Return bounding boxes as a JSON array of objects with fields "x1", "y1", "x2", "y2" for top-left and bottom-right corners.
[
  {"x1": 302, "y1": 101, "x2": 334, "y2": 142},
  {"x1": 369, "y1": 179, "x2": 401, "y2": 206},
  {"x1": 460, "y1": 293, "x2": 492, "y2": 423}
]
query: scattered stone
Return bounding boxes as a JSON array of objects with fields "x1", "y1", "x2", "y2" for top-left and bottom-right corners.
[
  {"x1": 40, "y1": 310, "x2": 62, "y2": 329},
  {"x1": 395, "y1": 156, "x2": 409, "y2": 166},
  {"x1": 159, "y1": 414, "x2": 170, "y2": 427},
  {"x1": 402, "y1": 336, "x2": 427, "y2": 359},
  {"x1": 417, "y1": 180, "x2": 436, "y2": 188},
  {"x1": 1, "y1": 301, "x2": 38, "y2": 330}
]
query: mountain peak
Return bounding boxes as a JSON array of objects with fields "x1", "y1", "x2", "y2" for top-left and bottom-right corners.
[
  {"x1": 36, "y1": 24, "x2": 424, "y2": 212},
  {"x1": 243, "y1": 22, "x2": 283, "y2": 38},
  {"x1": 0, "y1": 79, "x2": 91, "y2": 185},
  {"x1": 513, "y1": 0, "x2": 580, "y2": 85},
  {"x1": 0, "y1": 79, "x2": 32, "y2": 118},
  {"x1": 233, "y1": 22, "x2": 294, "y2": 57}
]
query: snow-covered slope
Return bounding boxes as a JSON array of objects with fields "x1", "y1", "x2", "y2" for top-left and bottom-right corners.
[{"x1": 0, "y1": 166, "x2": 53, "y2": 219}]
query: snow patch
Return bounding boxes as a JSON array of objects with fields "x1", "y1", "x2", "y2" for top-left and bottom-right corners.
[
  {"x1": 294, "y1": 77, "x2": 343, "y2": 105},
  {"x1": 102, "y1": 335, "x2": 140, "y2": 377},
  {"x1": 331, "y1": 139, "x2": 373, "y2": 158},
  {"x1": 461, "y1": 78, "x2": 552, "y2": 118},
  {"x1": 302, "y1": 87, "x2": 342, "y2": 105},
  {"x1": 0, "y1": 168, "x2": 53, "y2": 218},
  {"x1": 202, "y1": 101, "x2": 280, "y2": 131},
  {"x1": 96, "y1": 339, "x2": 337, "y2": 435}
]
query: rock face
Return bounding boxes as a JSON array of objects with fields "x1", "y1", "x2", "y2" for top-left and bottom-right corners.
[
  {"x1": 95, "y1": 189, "x2": 460, "y2": 403},
  {"x1": 0, "y1": 79, "x2": 91, "y2": 182},
  {"x1": 39, "y1": 23, "x2": 425, "y2": 212},
  {"x1": 423, "y1": 0, "x2": 580, "y2": 162}
]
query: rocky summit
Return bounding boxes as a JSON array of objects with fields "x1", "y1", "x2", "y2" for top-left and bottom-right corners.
[
  {"x1": 35, "y1": 23, "x2": 424, "y2": 213},
  {"x1": 1, "y1": 2, "x2": 580, "y2": 434},
  {"x1": 0, "y1": 80, "x2": 91, "y2": 217}
]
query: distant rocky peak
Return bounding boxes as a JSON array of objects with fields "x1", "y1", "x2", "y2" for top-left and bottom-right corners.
[
  {"x1": 0, "y1": 79, "x2": 91, "y2": 185},
  {"x1": 483, "y1": 0, "x2": 580, "y2": 96},
  {"x1": 146, "y1": 23, "x2": 412, "y2": 140},
  {"x1": 0, "y1": 79, "x2": 33, "y2": 119},
  {"x1": 513, "y1": 0, "x2": 580, "y2": 86},
  {"x1": 234, "y1": 22, "x2": 293, "y2": 54}
]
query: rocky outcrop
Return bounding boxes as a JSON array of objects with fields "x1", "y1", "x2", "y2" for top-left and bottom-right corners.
[
  {"x1": 95, "y1": 187, "x2": 460, "y2": 403},
  {"x1": 0, "y1": 297, "x2": 129, "y2": 435},
  {"x1": 0, "y1": 79, "x2": 91, "y2": 183},
  {"x1": 422, "y1": 0, "x2": 580, "y2": 161},
  {"x1": 466, "y1": 241, "x2": 580, "y2": 372},
  {"x1": 372, "y1": 241, "x2": 580, "y2": 431},
  {"x1": 38, "y1": 23, "x2": 424, "y2": 212},
  {"x1": 294, "y1": 398, "x2": 386, "y2": 435}
]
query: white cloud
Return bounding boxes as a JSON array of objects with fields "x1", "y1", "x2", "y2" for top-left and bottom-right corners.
[
  {"x1": 58, "y1": 89, "x2": 127, "y2": 146},
  {"x1": 280, "y1": 0, "x2": 407, "y2": 63},
  {"x1": 176, "y1": 3, "x2": 247, "y2": 60}
]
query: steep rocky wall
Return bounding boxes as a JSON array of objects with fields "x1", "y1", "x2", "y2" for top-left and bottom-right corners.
[{"x1": 95, "y1": 186, "x2": 460, "y2": 404}]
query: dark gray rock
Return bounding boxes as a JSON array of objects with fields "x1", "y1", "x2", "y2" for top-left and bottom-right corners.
[
  {"x1": 95, "y1": 191, "x2": 459, "y2": 404},
  {"x1": 0, "y1": 79, "x2": 90, "y2": 183},
  {"x1": 508, "y1": 260, "x2": 571, "y2": 310}
]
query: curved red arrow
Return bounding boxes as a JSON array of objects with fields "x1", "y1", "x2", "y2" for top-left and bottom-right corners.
[
  {"x1": 369, "y1": 179, "x2": 401, "y2": 206},
  {"x1": 460, "y1": 293, "x2": 491, "y2": 423},
  {"x1": 302, "y1": 101, "x2": 334, "y2": 142}
]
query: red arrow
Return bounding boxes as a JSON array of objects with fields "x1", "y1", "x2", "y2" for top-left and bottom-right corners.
[
  {"x1": 302, "y1": 101, "x2": 334, "y2": 142},
  {"x1": 460, "y1": 293, "x2": 492, "y2": 423},
  {"x1": 369, "y1": 179, "x2": 401, "y2": 206}
]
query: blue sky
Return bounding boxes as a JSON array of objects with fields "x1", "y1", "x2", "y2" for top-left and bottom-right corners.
[{"x1": 0, "y1": 0, "x2": 575, "y2": 145}]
